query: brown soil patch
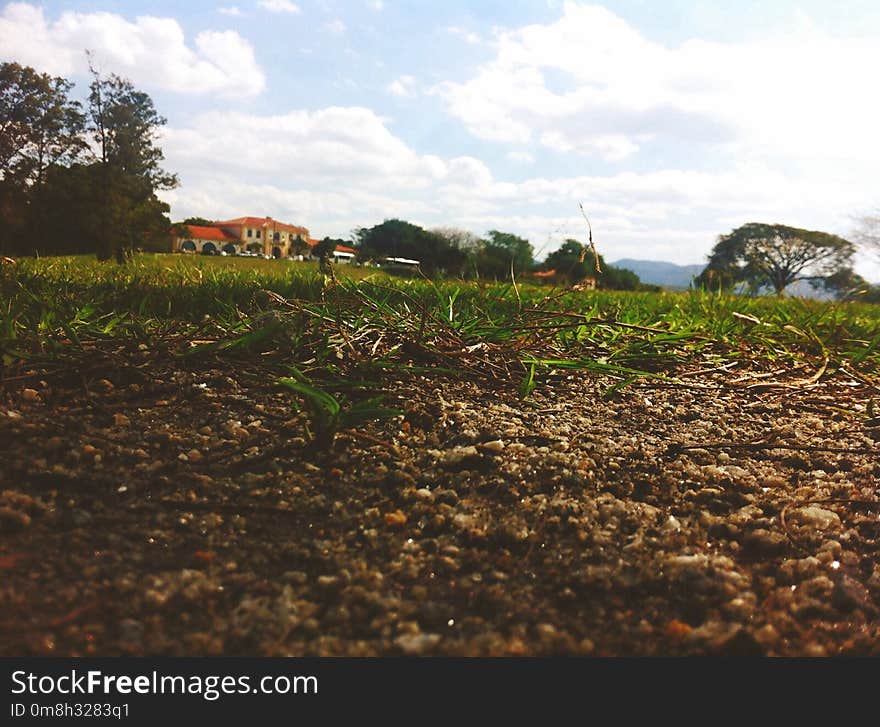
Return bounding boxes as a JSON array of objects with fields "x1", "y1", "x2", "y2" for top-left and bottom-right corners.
[{"x1": 1, "y1": 355, "x2": 879, "y2": 656}]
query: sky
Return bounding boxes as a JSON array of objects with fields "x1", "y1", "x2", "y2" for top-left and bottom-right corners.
[{"x1": 3, "y1": 0, "x2": 880, "y2": 277}]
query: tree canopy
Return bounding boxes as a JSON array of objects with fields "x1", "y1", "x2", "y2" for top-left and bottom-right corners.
[
  {"x1": 543, "y1": 239, "x2": 642, "y2": 290},
  {"x1": 853, "y1": 211, "x2": 880, "y2": 261},
  {"x1": 87, "y1": 61, "x2": 177, "y2": 261},
  {"x1": 0, "y1": 62, "x2": 86, "y2": 255},
  {"x1": 0, "y1": 60, "x2": 175, "y2": 260},
  {"x1": 475, "y1": 230, "x2": 535, "y2": 280},
  {"x1": 354, "y1": 219, "x2": 466, "y2": 274},
  {"x1": 696, "y1": 222, "x2": 856, "y2": 295}
]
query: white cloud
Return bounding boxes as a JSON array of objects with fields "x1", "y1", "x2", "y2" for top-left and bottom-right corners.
[
  {"x1": 161, "y1": 107, "x2": 446, "y2": 186},
  {"x1": 0, "y1": 2, "x2": 265, "y2": 97},
  {"x1": 434, "y1": 2, "x2": 880, "y2": 166},
  {"x1": 387, "y1": 75, "x2": 416, "y2": 98},
  {"x1": 257, "y1": 0, "x2": 301, "y2": 14},
  {"x1": 217, "y1": 6, "x2": 242, "y2": 16},
  {"x1": 366, "y1": 0, "x2": 384, "y2": 11},
  {"x1": 324, "y1": 19, "x2": 346, "y2": 34}
]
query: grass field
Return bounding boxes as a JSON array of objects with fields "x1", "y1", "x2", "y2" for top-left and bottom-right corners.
[{"x1": 2, "y1": 253, "x2": 879, "y2": 419}]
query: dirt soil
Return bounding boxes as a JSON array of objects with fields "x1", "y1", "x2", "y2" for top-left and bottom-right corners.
[{"x1": 2, "y1": 349, "x2": 879, "y2": 656}]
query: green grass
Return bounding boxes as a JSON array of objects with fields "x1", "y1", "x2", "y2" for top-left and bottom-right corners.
[{"x1": 2, "y1": 253, "x2": 879, "y2": 422}]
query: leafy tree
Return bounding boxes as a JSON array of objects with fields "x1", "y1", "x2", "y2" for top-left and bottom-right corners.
[
  {"x1": 820, "y1": 267, "x2": 872, "y2": 301},
  {"x1": 696, "y1": 222, "x2": 856, "y2": 295},
  {"x1": 87, "y1": 60, "x2": 177, "y2": 262},
  {"x1": 183, "y1": 217, "x2": 214, "y2": 226},
  {"x1": 38, "y1": 163, "x2": 101, "y2": 255},
  {"x1": 431, "y1": 226, "x2": 483, "y2": 253},
  {"x1": 354, "y1": 219, "x2": 464, "y2": 274},
  {"x1": 290, "y1": 234, "x2": 311, "y2": 256},
  {"x1": 544, "y1": 239, "x2": 591, "y2": 282},
  {"x1": 0, "y1": 62, "x2": 85, "y2": 254},
  {"x1": 543, "y1": 239, "x2": 641, "y2": 290},
  {"x1": 431, "y1": 226, "x2": 484, "y2": 275},
  {"x1": 852, "y1": 211, "x2": 880, "y2": 266},
  {"x1": 312, "y1": 237, "x2": 344, "y2": 258},
  {"x1": 478, "y1": 230, "x2": 534, "y2": 279}
]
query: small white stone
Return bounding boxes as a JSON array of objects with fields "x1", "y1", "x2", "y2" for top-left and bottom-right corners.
[
  {"x1": 790, "y1": 506, "x2": 841, "y2": 530},
  {"x1": 479, "y1": 440, "x2": 505, "y2": 453}
]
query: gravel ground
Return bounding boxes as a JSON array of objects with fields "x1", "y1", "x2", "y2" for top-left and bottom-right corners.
[{"x1": 1, "y1": 353, "x2": 879, "y2": 656}]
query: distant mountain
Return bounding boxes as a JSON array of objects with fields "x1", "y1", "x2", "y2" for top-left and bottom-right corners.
[
  {"x1": 610, "y1": 258, "x2": 837, "y2": 299},
  {"x1": 610, "y1": 259, "x2": 705, "y2": 289}
]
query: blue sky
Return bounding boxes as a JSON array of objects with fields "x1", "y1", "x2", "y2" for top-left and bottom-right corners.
[{"x1": 3, "y1": 1, "x2": 880, "y2": 276}]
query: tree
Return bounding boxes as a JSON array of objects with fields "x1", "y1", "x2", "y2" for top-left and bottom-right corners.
[
  {"x1": 312, "y1": 237, "x2": 343, "y2": 259},
  {"x1": 354, "y1": 219, "x2": 464, "y2": 274},
  {"x1": 820, "y1": 267, "x2": 872, "y2": 301},
  {"x1": 852, "y1": 211, "x2": 880, "y2": 261},
  {"x1": 543, "y1": 239, "x2": 641, "y2": 290},
  {"x1": 695, "y1": 222, "x2": 856, "y2": 295},
  {"x1": 482, "y1": 230, "x2": 534, "y2": 278},
  {"x1": 431, "y1": 226, "x2": 483, "y2": 253},
  {"x1": 290, "y1": 234, "x2": 311, "y2": 256},
  {"x1": 87, "y1": 60, "x2": 177, "y2": 262},
  {"x1": 38, "y1": 163, "x2": 101, "y2": 255},
  {"x1": 431, "y1": 226, "x2": 485, "y2": 276},
  {"x1": 183, "y1": 217, "x2": 214, "y2": 226},
  {"x1": 544, "y1": 239, "x2": 591, "y2": 282},
  {"x1": 0, "y1": 62, "x2": 85, "y2": 254}
]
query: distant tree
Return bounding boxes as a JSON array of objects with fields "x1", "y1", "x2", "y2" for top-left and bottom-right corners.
[
  {"x1": 696, "y1": 222, "x2": 856, "y2": 295},
  {"x1": 355, "y1": 219, "x2": 464, "y2": 274},
  {"x1": 852, "y1": 211, "x2": 880, "y2": 262},
  {"x1": 290, "y1": 234, "x2": 311, "y2": 256},
  {"x1": 543, "y1": 239, "x2": 641, "y2": 290},
  {"x1": 820, "y1": 267, "x2": 872, "y2": 301},
  {"x1": 312, "y1": 237, "x2": 343, "y2": 259},
  {"x1": 544, "y1": 239, "x2": 591, "y2": 282},
  {"x1": 431, "y1": 226, "x2": 483, "y2": 252},
  {"x1": 183, "y1": 217, "x2": 213, "y2": 226},
  {"x1": 469, "y1": 230, "x2": 535, "y2": 280},
  {"x1": 431, "y1": 227, "x2": 484, "y2": 276},
  {"x1": 87, "y1": 59, "x2": 177, "y2": 262}
]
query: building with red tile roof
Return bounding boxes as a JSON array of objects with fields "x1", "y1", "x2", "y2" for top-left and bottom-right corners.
[
  {"x1": 174, "y1": 215, "x2": 311, "y2": 257},
  {"x1": 176, "y1": 224, "x2": 240, "y2": 254}
]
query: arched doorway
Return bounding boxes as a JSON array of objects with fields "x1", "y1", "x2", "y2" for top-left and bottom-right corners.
[
  {"x1": 222, "y1": 243, "x2": 237, "y2": 255},
  {"x1": 180, "y1": 240, "x2": 196, "y2": 252},
  {"x1": 201, "y1": 242, "x2": 218, "y2": 255},
  {"x1": 272, "y1": 246, "x2": 282, "y2": 259}
]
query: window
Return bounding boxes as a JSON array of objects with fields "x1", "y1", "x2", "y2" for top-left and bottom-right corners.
[
  {"x1": 273, "y1": 232, "x2": 280, "y2": 241},
  {"x1": 247, "y1": 229, "x2": 253, "y2": 238},
  {"x1": 256, "y1": 230, "x2": 261, "y2": 239}
]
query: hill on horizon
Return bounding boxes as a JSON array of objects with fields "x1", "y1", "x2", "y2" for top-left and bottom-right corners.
[
  {"x1": 610, "y1": 258, "x2": 705, "y2": 289},
  {"x1": 611, "y1": 258, "x2": 839, "y2": 299}
]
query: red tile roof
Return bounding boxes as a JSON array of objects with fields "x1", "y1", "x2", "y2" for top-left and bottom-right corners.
[
  {"x1": 212, "y1": 217, "x2": 308, "y2": 235},
  {"x1": 305, "y1": 239, "x2": 356, "y2": 255},
  {"x1": 181, "y1": 225, "x2": 239, "y2": 242},
  {"x1": 530, "y1": 269, "x2": 558, "y2": 278}
]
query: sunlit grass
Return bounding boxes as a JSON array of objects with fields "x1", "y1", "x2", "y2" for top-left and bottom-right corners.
[{"x1": 2, "y1": 253, "x2": 879, "y2": 403}]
